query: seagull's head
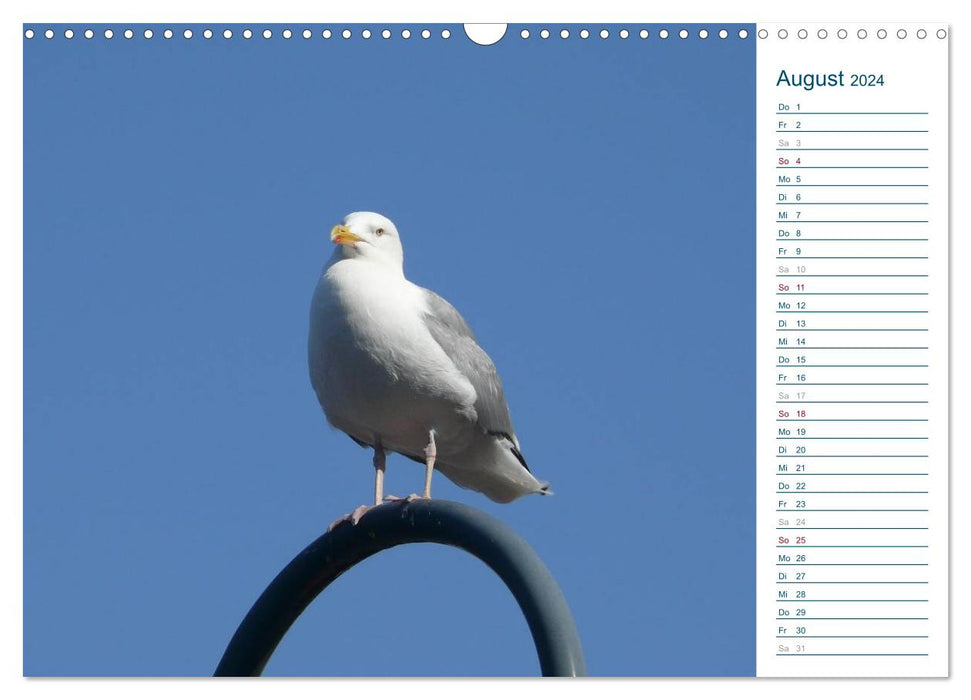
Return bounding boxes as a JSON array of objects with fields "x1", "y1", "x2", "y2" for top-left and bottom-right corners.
[{"x1": 330, "y1": 211, "x2": 404, "y2": 270}]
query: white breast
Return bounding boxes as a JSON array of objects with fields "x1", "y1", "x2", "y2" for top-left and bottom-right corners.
[{"x1": 308, "y1": 257, "x2": 476, "y2": 456}]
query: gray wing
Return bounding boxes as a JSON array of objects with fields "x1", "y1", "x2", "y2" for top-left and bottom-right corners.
[{"x1": 421, "y1": 289, "x2": 522, "y2": 451}]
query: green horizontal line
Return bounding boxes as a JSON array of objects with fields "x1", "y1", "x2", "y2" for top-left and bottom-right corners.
[
  {"x1": 775, "y1": 148, "x2": 928, "y2": 151},
  {"x1": 776, "y1": 293, "x2": 929, "y2": 296},
  {"x1": 774, "y1": 112, "x2": 928, "y2": 115},
  {"x1": 776, "y1": 311, "x2": 928, "y2": 313},
  {"x1": 774, "y1": 201, "x2": 928, "y2": 204},
  {"x1": 776, "y1": 167, "x2": 928, "y2": 170},
  {"x1": 775, "y1": 239, "x2": 929, "y2": 241},
  {"x1": 775, "y1": 130, "x2": 928, "y2": 132},
  {"x1": 777, "y1": 275, "x2": 929, "y2": 278},
  {"x1": 774, "y1": 217, "x2": 929, "y2": 224}
]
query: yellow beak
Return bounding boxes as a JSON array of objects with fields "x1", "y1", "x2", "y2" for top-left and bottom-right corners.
[{"x1": 331, "y1": 224, "x2": 363, "y2": 246}]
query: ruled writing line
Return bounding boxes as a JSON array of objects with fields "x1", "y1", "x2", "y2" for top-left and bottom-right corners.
[
  {"x1": 775, "y1": 239, "x2": 929, "y2": 242},
  {"x1": 775, "y1": 636, "x2": 929, "y2": 639},
  {"x1": 775, "y1": 130, "x2": 929, "y2": 132},
  {"x1": 774, "y1": 112, "x2": 929, "y2": 115},
  {"x1": 774, "y1": 201, "x2": 929, "y2": 204}
]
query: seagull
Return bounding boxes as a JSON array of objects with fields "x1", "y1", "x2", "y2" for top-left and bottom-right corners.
[{"x1": 309, "y1": 211, "x2": 550, "y2": 521}]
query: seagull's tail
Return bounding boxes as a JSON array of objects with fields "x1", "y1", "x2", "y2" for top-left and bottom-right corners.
[{"x1": 537, "y1": 481, "x2": 554, "y2": 496}]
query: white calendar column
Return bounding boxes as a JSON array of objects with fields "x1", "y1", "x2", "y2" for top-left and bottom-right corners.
[{"x1": 755, "y1": 24, "x2": 948, "y2": 677}]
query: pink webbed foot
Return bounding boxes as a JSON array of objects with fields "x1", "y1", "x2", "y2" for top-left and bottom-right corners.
[
  {"x1": 327, "y1": 504, "x2": 375, "y2": 532},
  {"x1": 383, "y1": 494, "x2": 425, "y2": 504}
]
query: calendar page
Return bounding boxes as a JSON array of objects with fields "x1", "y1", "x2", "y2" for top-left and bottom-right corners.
[
  {"x1": 755, "y1": 25, "x2": 948, "y2": 677},
  {"x1": 20, "y1": 19, "x2": 949, "y2": 678}
]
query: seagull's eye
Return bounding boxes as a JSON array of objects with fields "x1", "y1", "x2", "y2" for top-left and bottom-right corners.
[{"x1": 375, "y1": 228, "x2": 385, "y2": 237}]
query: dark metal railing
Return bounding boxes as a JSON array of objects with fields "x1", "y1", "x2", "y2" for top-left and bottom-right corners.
[{"x1": 214, "y1": 498, "x2": 586, "y2": 677}]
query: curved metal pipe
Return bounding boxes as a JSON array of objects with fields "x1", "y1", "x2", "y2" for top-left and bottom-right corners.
[{"x1": 214, "y1": 499, "x2": 586, "y2": 677}]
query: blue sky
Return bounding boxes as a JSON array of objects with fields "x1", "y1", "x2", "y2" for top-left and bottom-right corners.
[{"x1": 23, "y1": 23, "x2": 755, "y2": 676}]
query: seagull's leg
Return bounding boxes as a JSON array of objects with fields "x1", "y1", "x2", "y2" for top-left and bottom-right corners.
[
  {"x1": 327, "y1": 444, "x2": 386, "y2": 532},
  {"x1": 386, "y1": 430, "x2": 436, "y2": 503},
  {"x1": 373, "y1": 444, "x2": 386, "y2": 506},
  {"x1": 423, "y1": 429, "x2": 437, "y2": 499},
  {"x1": 385, "y1": 432, "x2": 436, "y2": 504}
]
